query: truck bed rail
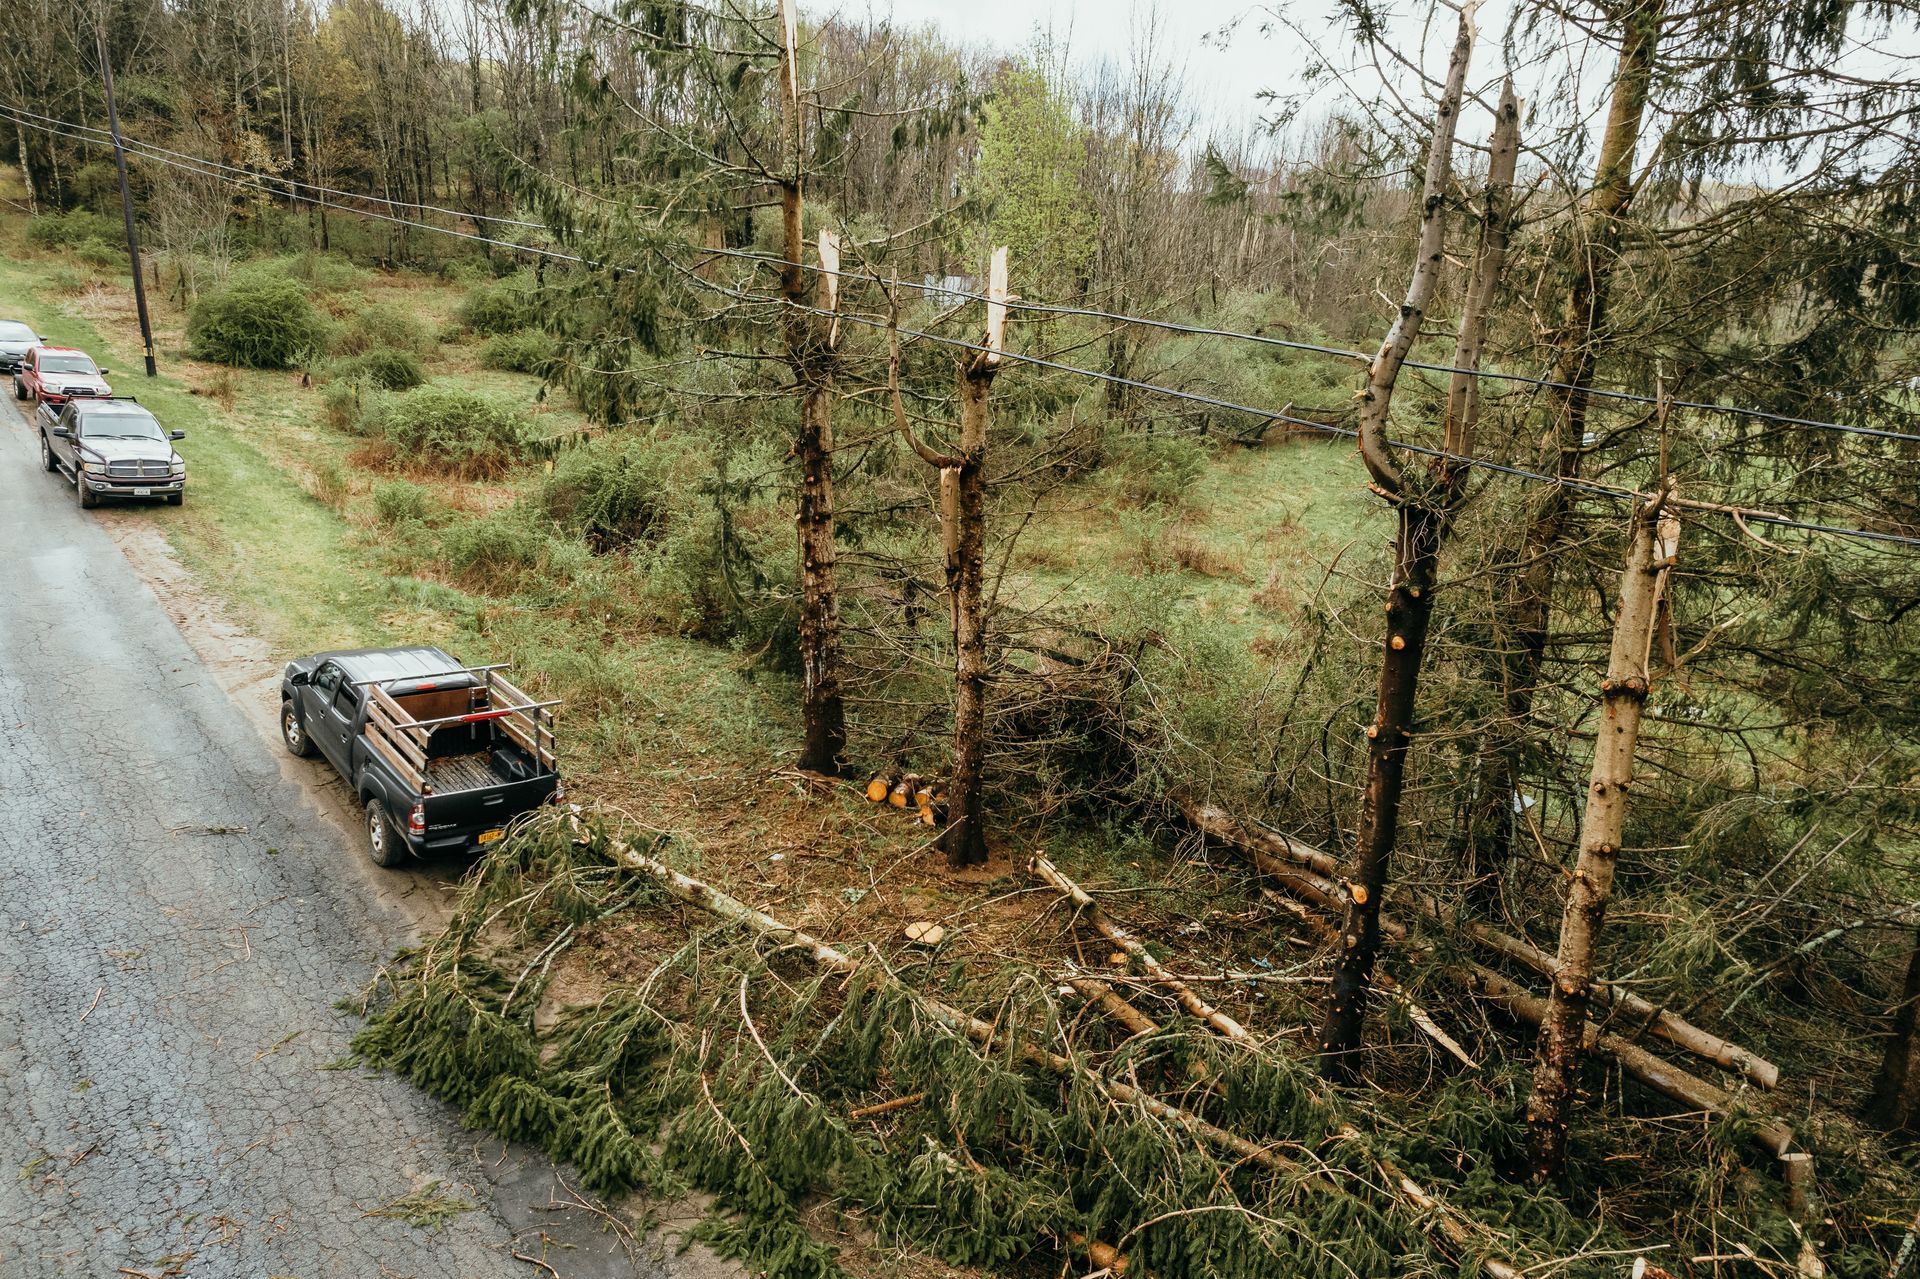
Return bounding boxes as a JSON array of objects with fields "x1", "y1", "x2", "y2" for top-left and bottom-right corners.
[{"x1": 363, "y1": 665, "x2": 560, "y2": 794}]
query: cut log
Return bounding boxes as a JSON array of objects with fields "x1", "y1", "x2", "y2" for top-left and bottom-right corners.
[
  {"x1": 865, "y1": 776, "x2": 891, "y2": 804},
  {"x1": 1030, "y1": 855, "x2": 1249, "y2": 1040},
  {"x1": 1065, "y1": 976, "x2": 1162, "y2": 1039},
  {"x1": 568, "y1": 816, "x2": 1524, "y2": 1279},
  {"x1": 1177, "y1": 793, "x2": 1780, "y2": 1090}
]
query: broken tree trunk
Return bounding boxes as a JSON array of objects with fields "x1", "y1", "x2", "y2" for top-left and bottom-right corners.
[
  {"x1": 1463, "y1": 0, "x2": 1665, "y2": 902},
  {"x1": 777, "y1": 2, "x2": 845, "y2": 776},
  {"x1": 943, "y1": 249, "x2": 1005, "y2": 868},
  {"x1": 1179, "y1": 794, "x2": 1779, "y2": 1089},
  {"x1": 1868, "y1": 925, "x2": 1920, "y2": 1133},
  {"x1": 889, "y1": 251, "x2": 1008, "y2": 868},
  {"x1": 1031, "y1": 855, "x2": 1249, "y2": 1039},
  {"x1": 1525, "y1": 485, "x2": 1679, "y2": 1182},
  {"x1": 1318, "y1": 35, "x2": 1509, "y2": 1077}
]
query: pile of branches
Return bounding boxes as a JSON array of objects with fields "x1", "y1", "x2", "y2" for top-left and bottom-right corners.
[{"x1": 351, "y1": 810, "x2": 1591, "y2": 1279}]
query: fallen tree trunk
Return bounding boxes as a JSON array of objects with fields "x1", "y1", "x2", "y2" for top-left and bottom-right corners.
[
  {"x1": 570, "y1": 816, "x2": 1525, "y2": 1279},
  {"x1": 1032, "y1": 855, "x2": 1249, "y2": 1040},
  {"x1": 1195, "y1": 814, "x2": 1799, "y2": 1161},
  {"x1": 1177, "y1": 794, "x2": 1780, "y2": 1090}
]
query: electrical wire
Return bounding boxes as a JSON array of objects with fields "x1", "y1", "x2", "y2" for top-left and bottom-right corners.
[
  {"x1": 11, "y1": 106, "x2": 1920, "y2": 549},
  {"x1": 17, "y1": 100, "x2": 1920, "y2": 447}
]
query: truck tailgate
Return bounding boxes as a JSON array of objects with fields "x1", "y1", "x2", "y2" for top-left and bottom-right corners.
[{"x1": 420, "y1": 773, "x2": 557, "y2": 839}]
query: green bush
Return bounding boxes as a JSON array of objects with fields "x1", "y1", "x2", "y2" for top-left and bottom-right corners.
[
  {"x1": 270, "y1": 250, "x2": 372, "y2": 292},
  {"x1": 72, "y1": 239, "x2": 124, "y2": 270},
  {"x1": 458, "y1": 279, "x2": 534, "y2": 335},
  {"x1": 381, "y1": 385, "x2": 530, "y2": 476},
  {"x1": 479, "y1": 328, "x2": 554, "y2": 374},
  {"x1": 321, "y1": 381, "x2": 392, "y2": 434},
  {"x1": 540, "y1": 440, "x2": 666, "y2": 552},
  {"x1": 1101, "y1": 427, "x2": 1211, "y2": 508},
  {"x1": 440, "y1": 514, "x2": 588, "y2": 592},
  {"x1": 326, "y1": 347, "x2": 425, "y2": 391},
  {"x1": 26, "y1": 211, "x2": 122, "y2": 250},
  {"x1": 373, "y1": 479, "x2": 438, "y2": 526},
  {"x1": 334, "y1": 301, "x2": 434, "y2": 356},
  {"x1": 187, "y1": 274, "x2": 326, "y2": 369}
]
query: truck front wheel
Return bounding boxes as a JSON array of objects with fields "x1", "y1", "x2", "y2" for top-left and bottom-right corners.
[
  {"x1": 365, "y1": 799, "x2": 406, "y2": 868},
  {"x1": 280, "y1": 700, "x2": 315, "y2": 757}
]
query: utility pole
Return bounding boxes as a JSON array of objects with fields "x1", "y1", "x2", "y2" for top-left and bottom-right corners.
[{"x1": 97, "y1": 24, "x2": 157, "y2": 377}]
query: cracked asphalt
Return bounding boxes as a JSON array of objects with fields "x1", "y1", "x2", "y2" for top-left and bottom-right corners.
[{"x1": 0, "y1": 396, "x2": 712, "y2": 1277}]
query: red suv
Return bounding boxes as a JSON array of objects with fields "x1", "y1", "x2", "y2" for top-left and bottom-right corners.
[{"x1": 16, "y1": 346, "x2": 111, "y2": 406}]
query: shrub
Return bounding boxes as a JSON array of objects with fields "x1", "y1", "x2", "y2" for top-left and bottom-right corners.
[
  {"x1": 1101, "y1": 428, "x2": 1211, "y2": 508},
  {"x1": 373, "y1": 479, "x2": 437, "y2": 526},
  {"x1": 457, "y1": 279, "x2": 534, "y2": 335},
  {"x1": 187, "y1": 273, "x2": 325, "y2": 368},
  {"x1": 26, "y1": 211, "x2": 121, "y2": 250},
  {"x1": 326, "y1": 347, "x2": 425, "y2": 391},
  {"x1": 334, "y1": 302, "x2": 434, "y2": 357},
  {"x1": 381, "y1": 385, "x2": 530, "y2": 476},
  {"x1": 321, "y1": 381, "x2": 392, "y2": 434},
  {"x1": 540, "y1": 441, "x2": 666, "y2": 552},
  {"x1": 479, "y1": 328, "x2": 554, "y2": 374},
  {"x1": 72, "y1": 239, "x2": 123, "y2": 270},
  {"x1": 271, "y1": 250, "x2": 372, "y2": 292},
  {"x1": 440, "y1": 514, "x2": 588, "y2": 592}
]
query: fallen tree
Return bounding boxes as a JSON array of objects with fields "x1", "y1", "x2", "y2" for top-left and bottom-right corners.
[
  {"x1": 1176, "y1": 792, "x2": 1781, "y2": 1090},
  {"x1": 1173, "y1": 795, "x2": 1801, "y2": 1166},
  {"x1": 575, "y1": 816, "x2": 1533, "y2": 1279}
]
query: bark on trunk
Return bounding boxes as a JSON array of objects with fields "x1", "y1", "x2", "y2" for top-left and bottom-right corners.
[
  {"x1": 778, "y1": 102, "x2": 846, "y2": 776},
  {"x1": 1315, "y1": 32, "x2": 1501, "y2": 1076},
  {"x1": 1318, "y1": 508, "x2": 1442, "y2": 1073},
  {"x1": 941, "y1": 363, "x2": 991, "y2": 866},
  {"x1": 1464, "y1": 0, "x2": 1663, "y2": 902},
  {"x1": 1525, "y1": 489, "x2": 1678, "y2": 1182},
  {"x1": 1869, "y1": 927, "x2": 1920, "y2": 1132},
  {"x1": 15, "y1": 118, "x2": 35, "y2": 215}
]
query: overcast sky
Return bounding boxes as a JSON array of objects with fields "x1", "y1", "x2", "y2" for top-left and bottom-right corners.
[{"x1": 824, "y1": 1, "x2": 1304, "y2": 142}]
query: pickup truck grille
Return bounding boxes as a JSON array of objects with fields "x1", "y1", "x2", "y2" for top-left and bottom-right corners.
[
  {"x1": 105, "y1": 460, "x2": 171, "y2": 478},
  {"x1": 61, "y1": 386, "x2": 101, "y2": 398}
]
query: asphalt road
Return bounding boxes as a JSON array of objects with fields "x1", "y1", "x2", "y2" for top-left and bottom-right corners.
[{"x1": 0, "y1": 398, "x2": 693, "y2": 1276}]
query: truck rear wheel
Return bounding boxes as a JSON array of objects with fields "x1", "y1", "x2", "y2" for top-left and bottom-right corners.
[
  {"x1": 280, "y1": 700, "x2": 315, "y2": 757},
  {"x1": 365, "y1": 799, "x2": 406, "y2": 868}
]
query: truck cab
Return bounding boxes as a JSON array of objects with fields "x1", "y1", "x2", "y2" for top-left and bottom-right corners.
[
  {"x1": 280, "y1": 646, "x2": 562, "y2": 866},
  {"x1": 17, "y1": 345, "x2": 111, "y2": 406}
]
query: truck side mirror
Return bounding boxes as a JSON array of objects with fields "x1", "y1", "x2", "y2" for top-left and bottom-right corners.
[
  {"x1": 51, "y1": 427, "x2": 71, "y2": 439},
  {"x1": 98, "y1": 368, "x2": 110, "y2": 376},
  {"x1": 168, "y1": 430, "x2": 185, "y2": 441},
  {"x1": 289, "y1": 671, "x2": 310, "y2": 687}
]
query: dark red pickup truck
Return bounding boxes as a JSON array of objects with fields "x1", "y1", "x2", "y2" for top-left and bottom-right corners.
[{"x1": 16, "y1": 345, "x2": 112, "y2": 405}]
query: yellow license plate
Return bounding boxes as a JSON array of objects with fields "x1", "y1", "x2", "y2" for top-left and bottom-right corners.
[{"x1": 477, "y1": 828, "x2": 506, "y2": 845}]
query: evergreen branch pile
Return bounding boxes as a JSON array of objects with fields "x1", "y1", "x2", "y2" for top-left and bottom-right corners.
[{"x1": 352, "y1": 811, "x2": 1597, "y2": 1279}]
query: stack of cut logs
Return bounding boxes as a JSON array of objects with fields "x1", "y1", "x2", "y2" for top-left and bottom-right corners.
[{"x1": 864, "y1": 773, "x2": 947, "y2": 828}]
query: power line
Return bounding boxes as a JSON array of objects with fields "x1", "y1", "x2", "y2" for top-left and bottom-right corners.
[
  {"x1": 10, "y1": 107, "x2": 1918, "y2": 549},
  {"x1": 15, "y1": 100, "x2": 1920, "y2": 448}
]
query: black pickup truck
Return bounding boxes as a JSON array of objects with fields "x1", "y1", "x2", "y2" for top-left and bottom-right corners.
[{"x1": 280, "y1": 646, "x2": 562, "y2": 866}]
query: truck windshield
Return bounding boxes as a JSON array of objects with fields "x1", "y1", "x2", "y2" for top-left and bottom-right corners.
[
  {"x1": 80, "y1": 412, "x2": 164, "y2": 441},
  {"x1": 40, "y1": 354, "x2": 97, "y2": 375},
  {"x1": 0, "y1": 322, "x2": 34, "y2": 344}
]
